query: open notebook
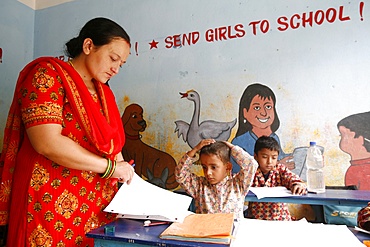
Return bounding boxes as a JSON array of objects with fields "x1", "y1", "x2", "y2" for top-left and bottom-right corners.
[{"x1": 104, "y1": 173, "x2": 193, "y2": 222}]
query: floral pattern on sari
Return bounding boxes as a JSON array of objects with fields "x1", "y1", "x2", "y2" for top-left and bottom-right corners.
[{"x1": 0, "y1": 57, "x2": 124, "y2": 246}]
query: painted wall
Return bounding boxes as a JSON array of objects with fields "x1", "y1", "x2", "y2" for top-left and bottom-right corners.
[
  {"x1": 0, "y1": 0, "x2": 34, "y2": 139},
  {"x1": 1, "y1": 0, "x2": 370, "y2": 189}
]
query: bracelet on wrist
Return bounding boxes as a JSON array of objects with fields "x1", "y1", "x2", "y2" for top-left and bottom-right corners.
[{"x1": 101, "y1": 159, "x2": 117, "y2": 178}]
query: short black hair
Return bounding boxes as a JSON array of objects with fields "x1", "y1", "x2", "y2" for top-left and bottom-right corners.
[
  {"x1": 200, "y1": 141, "x2": 231, "y2": 164},
  {"x1": 254, "y1": 136, "x2": 280, "y2": 155}
]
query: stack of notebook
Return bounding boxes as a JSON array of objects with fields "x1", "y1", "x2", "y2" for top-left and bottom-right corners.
[{"x1": 159, "y1": 213, "x2": 235, "y2": 244}]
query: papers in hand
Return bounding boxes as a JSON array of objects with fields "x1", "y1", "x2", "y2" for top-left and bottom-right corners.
[
  {"x1": 104, "y1": 173, "x2": 193, "y2": 222},
  {"x1": 249, "y1": 186, "x2": 300, "y2": 199}
]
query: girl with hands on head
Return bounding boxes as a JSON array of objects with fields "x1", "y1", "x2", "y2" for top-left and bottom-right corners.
[
  {"x1": 176, "y1": 138, "x2": 258, "y2": 219},
  {"x1": 186, "y1": 138, "x2": 216, "y2": 158}
]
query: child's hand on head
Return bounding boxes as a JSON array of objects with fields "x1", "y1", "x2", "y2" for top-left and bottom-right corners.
[
  {"x1": 195, "y1": 139, "x2": 215, "y2": 151},
  {"x1": 187, "y1": 139, "x2": 215, "y2": 158},
  {"x1": 222, "y1": 141, "x2": 234, "y2": 149}
]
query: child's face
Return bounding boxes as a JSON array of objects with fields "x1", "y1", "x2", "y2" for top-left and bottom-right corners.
[
  {"x1": 200, "y1": 154, "x2": 230, "y2": 185},
  {"x1": 254, "y1": 148, "x2": 279, "y2": 174}
]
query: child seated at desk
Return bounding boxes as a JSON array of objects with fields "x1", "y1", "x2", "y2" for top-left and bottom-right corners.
[
  {"x1": 175, "y1": 139, "x2": 258, "y2": 219},
  {"x1": 246, "y1": 136, "x2": 307, "y2": 221}
]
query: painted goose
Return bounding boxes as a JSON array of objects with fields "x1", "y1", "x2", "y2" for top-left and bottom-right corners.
[{"x1": 175, "y1": 90, "x2": 237, "y2": 149}]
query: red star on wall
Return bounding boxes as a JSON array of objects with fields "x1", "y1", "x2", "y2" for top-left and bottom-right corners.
[{"x1": 149, "y1": 40, "x2": 159, "y2": 49}]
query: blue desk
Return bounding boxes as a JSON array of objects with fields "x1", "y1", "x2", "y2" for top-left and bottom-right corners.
[
  {"x1": 348, "y1": 227, "x2": 370, "y2": 243},
  {"x1": 86, "y1": 218, "x2": 229, "y2": 247},
  {"x1": 245, "y1": 189, "x2": 370, "y2": 207},
  {"x1": 87, "y1": 218, "x2": 369, "y2": 247},
  {"x1": 87, "y1": 190, "x2": 370, "y2": 246}
]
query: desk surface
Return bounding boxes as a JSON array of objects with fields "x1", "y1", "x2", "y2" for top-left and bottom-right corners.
[
  {"x1": 245, "y1": 189, "x2": 370, "y2": 207},
  {"x1": 86, "y1": 218, "x2": 229, "y2": 247},
  {"x1": 348, "y1": 227, "x2": 370, "y2": 243},
  {"x1": 87, "y1": 218, "x2": 367, "y2": 247}
]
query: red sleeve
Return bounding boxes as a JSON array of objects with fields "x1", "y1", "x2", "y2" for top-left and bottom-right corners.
[{"x1": 18, "y1": 61, "x2": 65, "y2": 128}]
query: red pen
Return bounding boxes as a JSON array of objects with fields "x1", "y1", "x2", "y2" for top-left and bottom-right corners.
[{"x1": 128, "y1": 159, "x2": 135, "y2": 167}]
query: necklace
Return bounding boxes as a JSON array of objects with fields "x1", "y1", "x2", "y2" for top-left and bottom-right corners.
[{"x1": 68, "y1": 60, "x2": 74, "y2": 68}]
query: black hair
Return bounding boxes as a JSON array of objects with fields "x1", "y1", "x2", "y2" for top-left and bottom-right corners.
[
  {"x1": 65, "y1": 17, "x2": 131, "y2": 58},
  {"x1": 235, "y1": 83, "x2": 280, "y2": 137},
  {"x1": 254, "y1": 136, "x2": 280, "y2": 155},
  {"x1": 337, "y1": 111, "x2": 370, "y2": 152},
  {"x1": 200, "y1": 141, "x2": 231, "y2": 164}
]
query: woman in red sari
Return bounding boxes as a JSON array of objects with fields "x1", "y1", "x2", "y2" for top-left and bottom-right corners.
[{"x1": 0, "y1": 17, "x2": 134, "y2": 246}]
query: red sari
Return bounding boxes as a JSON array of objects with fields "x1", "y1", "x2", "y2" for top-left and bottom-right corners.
[{"x1": 0, "y1": 57, "x2": 125, "y2": 246}]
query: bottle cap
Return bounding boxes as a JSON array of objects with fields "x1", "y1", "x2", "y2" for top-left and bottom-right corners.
[{"x1": 309, "y1": 141, "x2": 316, "y2": 146}]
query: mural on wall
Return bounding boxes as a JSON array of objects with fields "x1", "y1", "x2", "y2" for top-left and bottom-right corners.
[
  {"x1": 121, "y1": 103, "x2": 178, "y2": 190},
  {"x1": 103, "y1": 2, "x2": 367, "y2": 193},
  {"x1": 174, "y1": 89, "x2": 237, "y2": 149},
  {"x1": 230, "y1": 83, "x2": 325, "y2": 181},
  {"x1": 337, "y1": 111, "x2": 370, "y2": 190},
  {"x1": 126, "y1": 3, "x2": 363, "y2": 56},
  {"x1": 231, "y1": 83, "x2": 294, "y2": 168}
]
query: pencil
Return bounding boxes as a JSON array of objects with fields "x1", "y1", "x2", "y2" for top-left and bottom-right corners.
[{"x1": 143, "y1": 220, "x2": 170, "y2": 227}]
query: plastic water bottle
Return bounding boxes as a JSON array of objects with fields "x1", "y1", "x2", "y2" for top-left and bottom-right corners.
[{"x1": 306, "y1": 141, "x2": 325, "y2": 193}]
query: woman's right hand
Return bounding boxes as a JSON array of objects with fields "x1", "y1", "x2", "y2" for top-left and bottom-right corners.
[{"x1": 114, "y1": 160, "x2": 135, "y2": 184}]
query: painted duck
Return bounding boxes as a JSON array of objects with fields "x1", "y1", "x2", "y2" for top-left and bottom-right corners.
[{"x1": 175, "y1": 90, "x2": 237, "y2": 149}]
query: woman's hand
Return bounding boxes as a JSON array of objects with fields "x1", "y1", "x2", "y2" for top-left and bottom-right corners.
[{"x1": 114, "y1": 160, "x2": 135, "y2": 184}]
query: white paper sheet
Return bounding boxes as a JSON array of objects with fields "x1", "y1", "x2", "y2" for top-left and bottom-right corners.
[
  {"x1": 354, "y1": 226, "x2": 370, "y2": 235},
  {"x1": 104, "y1": 173, "x2": 193, "y2": 222},
  {"x1": 231, "y1": 218, "x2": 364, "y2": 247},
  {"x1": 249, "y1": 186, "x2": 302, "y2": 199}
]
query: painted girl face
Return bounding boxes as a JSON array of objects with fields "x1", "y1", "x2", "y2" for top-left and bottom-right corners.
[
  {"x1": 243, "y1": 95, "x2": 275, "y2": 130},
  {"x1": 200, "y1": 154, "x2": 230, "y2": 185}
]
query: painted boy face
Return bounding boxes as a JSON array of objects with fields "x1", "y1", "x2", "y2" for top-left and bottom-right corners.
[
  {"x1": 338, "y1": 125, "x2": 364, "y2": 156},
  {"x1": 200, "y1": 154, "x2": 230, "y2": 185},
  {"x1": 243, "y1": 95, "x2": 275, "y2": 130},
  {"x1": 254, "y1": 148, "x2": 278, "y2": 174}
]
